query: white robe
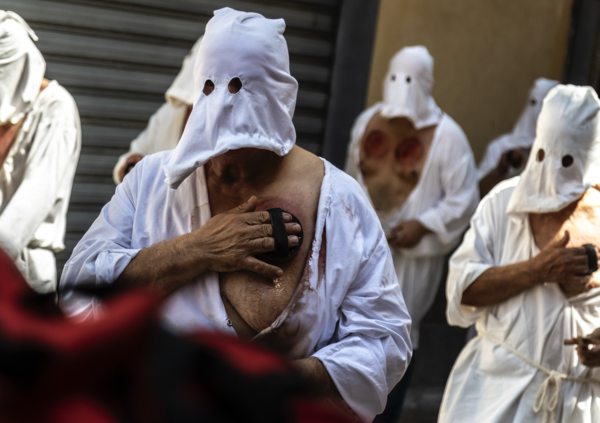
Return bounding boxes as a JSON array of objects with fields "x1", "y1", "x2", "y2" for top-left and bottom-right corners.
[
  {"x1": 440, "y1": 177, "x2": 600, "y2": 423},
  {"x1": 0, "y1": 80, "x2": 81, "y2": 293},
  {"x1": 112, "y1": 102, "x2": 187, "y2": 184},
  {"x1": 60, "y1": 153, "x2": 413, "y2": 422},
  {"x1": 346, "y1": 103, "x2": 479, "y2": 348}
]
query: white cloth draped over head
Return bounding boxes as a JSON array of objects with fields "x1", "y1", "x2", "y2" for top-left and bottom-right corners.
[
  {"x1": 381, "y1": 45, "x2": 442, "y2": 129},
  {"x1": 112, "y1": 36, "x2": 202, "y2": 185},
  {"x1": 0, "y1": 10, "x2": 45, "y2": 125},
  {"x1": 163, "y1": 7, "x2": 298, "y2": 189},
  {"x1": 476, "y1": 77, "x2": 559, "y2": 180},
  {"x1": 507, "y1": 84, "x2": 600, "y2": 216},
  {"x1": 113, "y1": 37, "x2": 202, "y2": 185},
  {"x1": 165, "y1": 35, "x2": 203, "y2": 108}
]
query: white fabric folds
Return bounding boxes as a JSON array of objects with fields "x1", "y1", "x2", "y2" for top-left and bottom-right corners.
[
  {"x1": 477, "y1": 78, "x2": 559, "y2": 180},
  {"x1": 163, "y1": 8, "x2": 298, "y2": 189},
  {"x1": 507, "y1": 85, "x2": 600, "y2": 216},
  {"x1": 0, "y1": 11, "x2": 46, "y2": 125},
  {"x1": 166, "y1": 36, "x2": 203, "y2": 108},
  {"x1": 380, "y1": 46, "x2": 442, "y2": 129},
  {"x1": 113, "y1": 36, "x2": 202, "y2": 185}
]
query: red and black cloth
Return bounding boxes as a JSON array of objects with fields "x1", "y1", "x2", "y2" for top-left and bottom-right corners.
[{"x1": 0, "y1": 248, "x2": 352, "y2": 423}]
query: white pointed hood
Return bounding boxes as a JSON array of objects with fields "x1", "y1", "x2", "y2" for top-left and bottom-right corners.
[
  {"x1": 507, "y1": 85, "x2": 600, "y2": 216},
  {"x1": 165, "y1": 35, "x2": 203, "y2": 108},
  {"x1": 0, "y1": 11, "x2": 45, "y2": 125},
  {"x1": 510, "y1": 77, "x2": 559, "y2": 147},
  {"x1": 381, "y1": 46, "x2": 442, "y2": 129},
  {"x1": 163, "y1": 8, "x2": 298, "y2": 189}
]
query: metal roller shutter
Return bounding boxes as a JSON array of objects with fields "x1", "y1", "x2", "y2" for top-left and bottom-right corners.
[{"x1": 5, "y1": 0, "x2": 341, "y2": 274}]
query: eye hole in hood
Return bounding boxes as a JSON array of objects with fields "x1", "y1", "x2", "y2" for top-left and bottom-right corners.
[{"x1": 203, "y1": 80, "x2": 215, "y2": 96}]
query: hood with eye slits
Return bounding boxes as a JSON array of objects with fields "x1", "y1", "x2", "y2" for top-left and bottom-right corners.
[
  {"x1": 162, "y1": 8, "x2": 298, "y2": 189},
  {"x1": 381, "y1": 46, "x2": 442, "y2": 129},
  {"x1": 506, "y1": 84, "x2": 600, "y2": 216}
]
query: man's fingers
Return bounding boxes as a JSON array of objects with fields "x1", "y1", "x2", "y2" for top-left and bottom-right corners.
[
  {"x1": 249, "y1": 236, "x2": 299, "y2": 253},
  {"x1": 227, "y1": 196, "x2": 258, "y2": 215},
  {"x1": 242, "y1": 257, "x2": 283, "y2": 278},
  {"x1": 553, "y1": 231, "x2": 570, "y2": 248}
]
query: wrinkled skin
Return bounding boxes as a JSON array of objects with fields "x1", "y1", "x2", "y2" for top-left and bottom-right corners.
[{"x1": 530, "y1": 187, "x2": 600, "y2": 297}]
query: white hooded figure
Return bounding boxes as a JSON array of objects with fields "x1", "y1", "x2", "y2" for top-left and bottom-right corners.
[
  {"x1": 60, "y1": 8, "x2": 412, "y2": 422},
  {"x1": 441, "y1": 85, "x2": 600, "y2": 423},
  {"x1": 345, "y1": 46, "x2": 479, "y2": 350},
  {"x1": 112, "y1": 36, "x2": 203, "y2": 184},
  {"x1": 0, "y1": 11, "x2": 81, "y2": 293},
  {"x1": 477, "y1": 78, "x2": 559, "y2": 182}
]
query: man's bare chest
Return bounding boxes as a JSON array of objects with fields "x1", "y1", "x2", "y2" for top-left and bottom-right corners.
[
  {"x1": 359, "y1": 113, "x2": 435, "y2": 214},
  {"x1": 209, "y1": 174, "x2": 323, "y2": 337},
  {"x1": 531, "y1": 207, "x2": 600, "y2": 250}
]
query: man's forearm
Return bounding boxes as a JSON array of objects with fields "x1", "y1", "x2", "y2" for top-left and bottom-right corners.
[
  {"x1": 115, "y1": 233, "x2": 207, "y2": 296},
  {"x1": 461, "y1": 261, "x2": 540, "y2": 307},
  {"x1": 294, "y1": 357, "x2": 340, "y2": 398}
]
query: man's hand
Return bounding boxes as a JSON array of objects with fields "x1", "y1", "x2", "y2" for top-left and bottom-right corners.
[
  {"x1": 193, "y1": 196, "x2": 301, "y2": 278},
  {"x1": 530, "y1": 232, "x2": 590, "y2": 287},
  {"x1": 576, "y1": 328, "x2": 600, "y2": 367},
  {"x1": 116, "y1": 196, "x2": 301, "y2": 296},
  {"x1": 118, "y1": 154, "x2": 144, "y2": 182},
  {"x1": 388, "y1": 219, "x2": 429, "y2": 249}
]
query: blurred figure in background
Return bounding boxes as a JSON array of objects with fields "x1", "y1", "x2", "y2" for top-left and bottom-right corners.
[
  {"x1": 477, "y1": 77, "x2": 558, "y2": 197},
  {"x1": 442, "y1": 85, "x2": 600, "y2": 423},
  {"x1": 112, "y1": 36, "x2": 202, "y2": 184},
  {"x1": 345, "y1": 46, "x2": 479, "y2": 422},
  {"x1": 0, "y1": 11, "x2": 80, "y2": 293}
]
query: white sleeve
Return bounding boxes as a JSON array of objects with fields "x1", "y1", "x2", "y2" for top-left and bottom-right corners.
[
  {"x1": 61, "y1": 161, "x2": 143, "y2": 318},
  {"x1": 413, "y1": 126, "x2": 480, "y2": 257},
  {"x1": 445, "y1": 193, "x2": 499, "y2": 328},
  {"x1": 312, "y1": 192, "x2": 412, "y2": 422}
]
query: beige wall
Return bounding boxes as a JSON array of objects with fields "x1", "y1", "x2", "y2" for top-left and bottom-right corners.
[{"x1": 367, "y1": 0, "x2": 574, "y2": 161}]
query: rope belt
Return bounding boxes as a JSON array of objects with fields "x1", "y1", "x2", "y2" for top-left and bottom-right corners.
[{"x1": 482, "y1": 333, "x2": 600, "y2": 423}]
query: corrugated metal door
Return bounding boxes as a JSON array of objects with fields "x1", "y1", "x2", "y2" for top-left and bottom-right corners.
[{"x1": 4, "y1": 0, "x2": 341, "y2": 273}]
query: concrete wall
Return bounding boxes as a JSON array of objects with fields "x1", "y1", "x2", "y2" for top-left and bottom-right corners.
[{"x1": 366, "y1": 0, "x2": 574, "y2": 161}]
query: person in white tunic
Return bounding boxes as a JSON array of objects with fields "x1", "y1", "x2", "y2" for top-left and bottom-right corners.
[
  {"x1": 441, "y1": 84, "x2": 600, "y2": 423},
  {"x1": 112, "y1": 36, "x2": 202, "y2": 184},
  {"x1": 0, "y1": 11, "x2": 81, "y2": 293},
  {"x1": 478, "y1": 77, "x2": 558, "y2": 197},
  {"x1": 345, "y1": 45, "x2": 478, "y2": 421},
  {"x1": 59, "y1": 8, "x2": 412, "y2": 422}
]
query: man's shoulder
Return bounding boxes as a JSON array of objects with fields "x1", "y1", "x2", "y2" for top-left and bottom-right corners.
[
  {"x1": 123, "y1": 150, "x2": 174, "y2": 191},
  {"x1": 438, "y1": 114, "x2": 471, "y2": 148},
  {"x1": 37, "y1": 81, "x2": 77, "y2": 110},
  {"x1": 324, "y1": 162, "x2": 380, "y2": 226},
  {"x1": 477, "y1": 177, "x2": 519, "y2": 216}
]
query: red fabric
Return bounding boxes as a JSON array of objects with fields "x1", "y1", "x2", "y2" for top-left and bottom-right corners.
[{"x1": 0, "y1": 248, "x2": 354, "y2": 423}]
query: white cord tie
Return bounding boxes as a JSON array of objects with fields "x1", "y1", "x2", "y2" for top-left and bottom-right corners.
[
  {"x1": 482, "y1": 333, "x2": 600, "y2": 423},
  {"x1": 533, "y1": 370, "x2": 561, "y2": 423}
]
